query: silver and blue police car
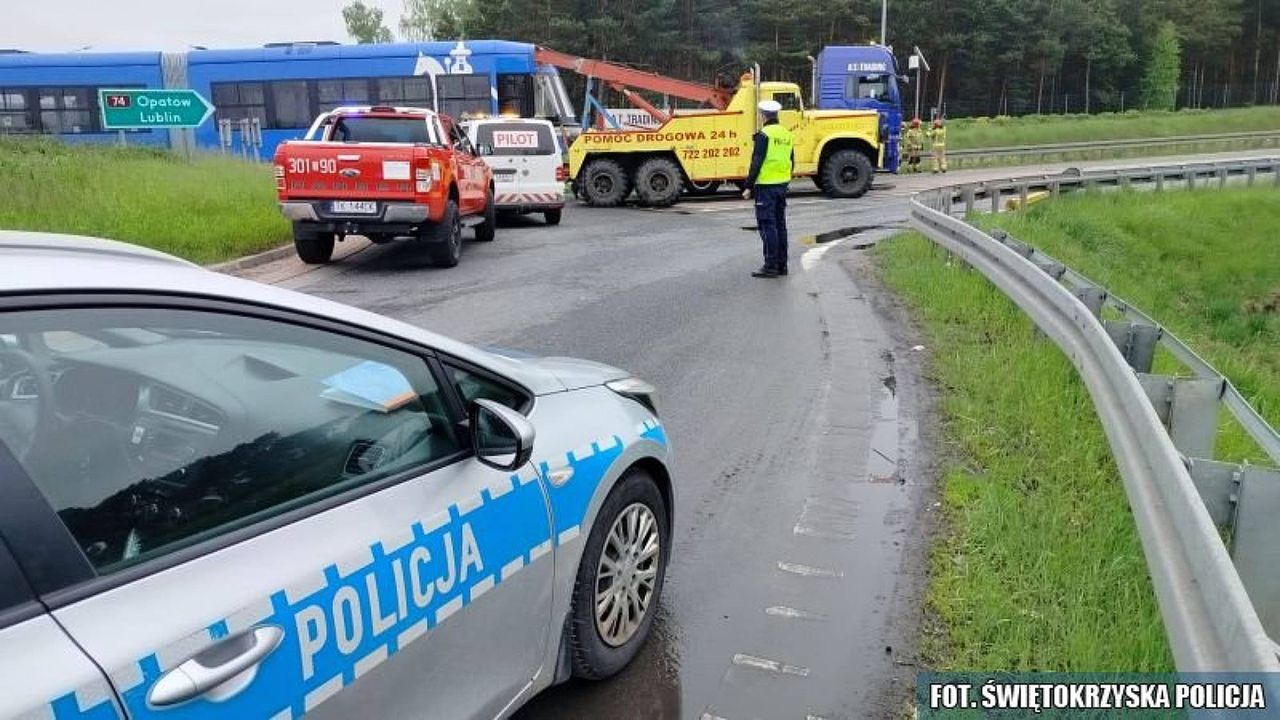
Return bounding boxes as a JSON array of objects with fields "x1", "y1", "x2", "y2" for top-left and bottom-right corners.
[{"x1": 0, "y1": 231, "x2": 672, "y2": 719}]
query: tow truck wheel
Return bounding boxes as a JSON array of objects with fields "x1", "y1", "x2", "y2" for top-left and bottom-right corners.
[
  {"x1": 475, "y1": 190, "x2": 497, "y2": 242},
  {"x1": 634, "y1": 157, "x2": 683, "y2": 207},
  {"x1": 581, "y1": 158, "x2": 631, "y2": 207},
  {"x1": 568, "y1": 468, "x2": 669, "y2": 680},
  {"x1": 820, "y1": 149, "x2": 874, "y2": 199},
  {"x1": 686, "y1": 179, "x2": 723, "y2": 197},
  {"x1": 422, "y1": 199, "x2": 462, "y2": 267},
  {"x1": 292, "y1": 227, "x2": 334, "y2": 264}
]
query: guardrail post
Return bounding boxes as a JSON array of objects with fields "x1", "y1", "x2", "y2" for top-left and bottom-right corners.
[
  {"x1": 1187, "y1": 170, "x2": 1197, "y2": 190},
  {"x1": 1155, "y1": 173, "x2": 1165, "y2": 191},
  {"x1": 1247, "y1": 166, "x2": 1257, "y2": 186},
  {"x1": 1104, "y1": 321, "x2": 1161, "y2": 373},
  {"x1": 1186, "y1": 458, "x2": 1241, "y2": 527},
  {"x1": 1018, "y1": 183, "x2": 1029, "y2": 210},
  {"x1": 1137, "y1": 375, "x2": 1224, "y2": 459},
  {"x1": 1050, "y1": 181, "x2": 1061, "y2": 198},
  {"x1": 1119, "y1": 175, "x2": 1132, "y2": 190},
  {"x1": 1217, "y1": 167, "x2": 1228, "y2": 189},
  {"x1": 1230, "y1": 464, "x2": 1280, "y2": 638},
  {"x1": 963, "y1": 186, "x2": 975, "y2": 215},
  {"x1": 990, "y1": 188, "x2": 1001, "y2": 214},
  {"x1": 1072, "y1": 286, "x2": 1107, "y2": 319}
]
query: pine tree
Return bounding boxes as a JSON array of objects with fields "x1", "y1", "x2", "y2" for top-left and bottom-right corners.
[{"x1": 1141, "y1": 20, "x2": 1181, "y2": 109}]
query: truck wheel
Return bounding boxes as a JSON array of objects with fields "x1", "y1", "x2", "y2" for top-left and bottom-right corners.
[
  {"x1": 820, "y1": 149, "x2": 874, "y2": 198},
  {"x1": 568, "y1": 467, "x2": 669, "y2": 680},
  {"x1": 634, "y1": 157, "x2": 683, "y2": 207},
  {"x1": 474, "y1": 190, "x2": 496, "y2": 242},
  {"x1": 293, "y1": 228, "x2": 334, "y2": 264},
  {"x1": 581, "y1": 158, "x2": 631, "y2": 207},
  {"x1": 544, "y1": 208, "x2": 562, "y2": 226},
  {"x1": 685, "y1": 179, "x2": 722, "y2": 197},
  {"x1": 422, "y1": 199, "x2": 462, "y2": 267}
]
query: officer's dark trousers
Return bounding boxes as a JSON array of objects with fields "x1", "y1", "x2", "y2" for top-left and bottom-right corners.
[{"x1": 753, "y1": 184, "x2": 788, "y2": 270}]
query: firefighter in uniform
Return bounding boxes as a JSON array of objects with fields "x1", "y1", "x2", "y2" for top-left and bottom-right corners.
[
  {"x1": 742, "y1": 99, "x2": 794, "y2": 278},
  {"x1": 929, "y1": 117, "x2": 948, "y2": 173},
  {"x1": 904, "y1": 118, "x2": 925, "y2": 173}
]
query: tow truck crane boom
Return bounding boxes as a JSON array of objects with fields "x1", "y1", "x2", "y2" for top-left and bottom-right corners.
[{"x1": 534, "y1": 46, "x2": 734, "y2": 124}]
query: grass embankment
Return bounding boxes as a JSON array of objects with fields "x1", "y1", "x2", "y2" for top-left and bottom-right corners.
[
  {"x1": 0, "y1": 138, "x2": 288, "y2": 264},
  {"x1": 948, "y1": 106, "x2": 1280, "y2": 149},
  {"x1": 879, "y1": 186, "x2": 1280, "y2": 671}
]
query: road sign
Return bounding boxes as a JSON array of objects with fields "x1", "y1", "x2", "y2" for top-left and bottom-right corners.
[{"x1": 98, "y1": 88, "x2": 215, "y2": 130}]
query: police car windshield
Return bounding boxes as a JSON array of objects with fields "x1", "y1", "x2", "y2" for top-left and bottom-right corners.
[{"x1": 332, "y1": 116, "x2": 435, "y2": 144}]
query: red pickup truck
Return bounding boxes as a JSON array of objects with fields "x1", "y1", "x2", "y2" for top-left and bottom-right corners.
[{"x1": 274, "y1": 106, "x2": 495, "y2": 267}]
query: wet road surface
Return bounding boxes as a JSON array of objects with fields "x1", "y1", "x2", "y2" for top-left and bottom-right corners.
[{"x1": 229, "y1": 152, "x2": 1262, "y2": 719}]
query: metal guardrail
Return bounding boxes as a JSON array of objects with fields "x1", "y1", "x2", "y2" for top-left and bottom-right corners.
[
  {"x1": 949, "y1": 130, "x2": 1280, "y2": 167},
  {"x1": 908, "y1": 157, "x2": 1280, "y2": 672}
]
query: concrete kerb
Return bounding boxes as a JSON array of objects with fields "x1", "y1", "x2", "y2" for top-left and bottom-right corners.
[{"x1": 206, "y1": 242, "x2": 294, "y2": 273}]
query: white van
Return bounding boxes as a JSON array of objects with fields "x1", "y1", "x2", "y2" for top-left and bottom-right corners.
[{"x1": 464, "y1": 118, "x2": 567, "y2": 225}]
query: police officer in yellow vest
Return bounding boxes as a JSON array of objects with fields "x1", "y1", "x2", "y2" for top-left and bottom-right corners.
[{"x1": 742, "y1": 99, "x2": 794, "y2": 277}]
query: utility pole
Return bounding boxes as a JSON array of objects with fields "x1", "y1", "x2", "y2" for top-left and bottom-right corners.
[
  {"x1": 881, "y1": 0, "x2": 888, "y2": 45},
  {"x1": 910, "y1": 46, "x2": 930, "y2": 121}
]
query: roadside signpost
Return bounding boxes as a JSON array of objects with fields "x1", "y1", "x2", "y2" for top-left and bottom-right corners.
[{"x1": 98, "y1": 88, "x2": 214, "y2": 157}]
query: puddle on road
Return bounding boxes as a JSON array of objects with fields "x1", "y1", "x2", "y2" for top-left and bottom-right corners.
[{"x1": 868, "y1": 350, "x2": 903, "y2": 484}]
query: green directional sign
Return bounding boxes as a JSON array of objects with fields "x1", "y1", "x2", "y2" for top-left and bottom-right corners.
[{"x1": 98, "y1": 88, "x2": 214, "y2": 130}]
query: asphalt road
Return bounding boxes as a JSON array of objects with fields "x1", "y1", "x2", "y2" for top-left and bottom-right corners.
[{"x1": 230, "y1": 151, "x2": 1267, "y2": 720}]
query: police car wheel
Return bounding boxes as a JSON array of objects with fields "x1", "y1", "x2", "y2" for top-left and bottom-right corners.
[
  {"x1": 569, "y1": 468, "x2": 668, "y2": 680},
  {"x1": 634, "y1": 157, "x2": 683, "y2": 207},
  {"x1": 821, "y1": 149, "x2": 874, "y2": 199},
  {"x1": 544, "y1": 209, "x2": 562, "y2": 225}
]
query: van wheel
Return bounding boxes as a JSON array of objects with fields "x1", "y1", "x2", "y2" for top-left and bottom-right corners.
[
  {"x1": 634, "y1": 157, "x2": 683, "y2": 207},
  {"x1": 422, "y1": 199, "x2": 462, "y2": 267},
  {"x1": 293, "y1": 227, "x2": 334, "y2": 264},
  {"x1": 581, "y1": 158, "x2": 631, "y2": 207},
  {"x1": 544, "y1": 209, "x2": 562, "y2": 226},
  {"x1": 820, "y1": 149, "x2": 874, "y2": 198},
  {"x1": 475, "y1": 190, "x2": 496, "y2": 242},
  {"x1": 568, "y1": 468, "x2": 669, "y2": 680}
]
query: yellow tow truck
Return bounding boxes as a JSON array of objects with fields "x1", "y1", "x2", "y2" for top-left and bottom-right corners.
[{"x1": 536, "y1": 50, "x2": 885, "y2": 207}]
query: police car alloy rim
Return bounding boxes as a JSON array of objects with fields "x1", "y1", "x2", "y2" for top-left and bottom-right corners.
[{"x1": 594, "y1": 502, "x2": 661, "y2": 647}]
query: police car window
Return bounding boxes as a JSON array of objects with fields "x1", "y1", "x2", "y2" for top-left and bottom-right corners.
[
  {"x1": 0, "y1": 307, "x2": 462, "y2": 574},
  {"x1": 448, "y1": 365, "x2": 526, "y2": 412}
]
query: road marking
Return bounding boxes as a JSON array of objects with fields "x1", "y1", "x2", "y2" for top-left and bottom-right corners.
[
  {"x1": 732, "y1": 653, "x2": 811, "y2": 677},
  {"x1": 765, "y1": 605, "x2": 828, "y2": 621},
  {"x1": 700, "y1": 713, "x2": 729, "y2": 720},
  {"x1": 777, "y1": 561, "x2": 845, "y2": 578},
  {"x1": 801, "y1": 242, "x2": 838, "y2": 272}
]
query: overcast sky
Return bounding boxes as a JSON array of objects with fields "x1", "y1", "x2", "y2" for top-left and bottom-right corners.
[{"x1": 3, "y1": 0, "x2": 405, "y2": 53}]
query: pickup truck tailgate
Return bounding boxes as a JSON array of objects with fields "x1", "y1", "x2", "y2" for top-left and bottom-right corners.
[{"x1": 279, "y1": 143, "x2": 418, "y2": 201}]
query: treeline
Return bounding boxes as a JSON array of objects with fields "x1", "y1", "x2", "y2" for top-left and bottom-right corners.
[{"x1": 344, "y1": 0, "x2": 1280, "y2": 117}]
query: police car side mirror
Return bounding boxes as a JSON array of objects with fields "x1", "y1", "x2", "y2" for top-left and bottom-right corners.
[{"x1": 470, "y1": 399, "x2": 535, "y2": 471}]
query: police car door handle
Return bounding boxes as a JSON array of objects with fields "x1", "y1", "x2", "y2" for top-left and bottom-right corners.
[{"x1": 147, "y1": 625, "x2": 285, "y2": 708}]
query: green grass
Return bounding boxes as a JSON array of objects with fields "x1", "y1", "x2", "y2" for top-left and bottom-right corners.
[
  {"x1": 877, "y1": 185, "x2": 1280, "y2": 671},
  {"x1": 877, "y1": 232, "x2": 1173, "y2": 671},
  {"x1": 973, "y1": 187, "x2": 1280, "y2": 461},
  {"x1": 0, "y1": 137, "x2": 289, "y2": 264},
  {"x1": 948, "y1": 106, "x2": 1280, "y2": 150}
]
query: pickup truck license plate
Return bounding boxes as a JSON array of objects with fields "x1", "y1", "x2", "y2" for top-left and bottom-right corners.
[{"x1": 329, "y1": 200, "x2": 378, "y2": 214}]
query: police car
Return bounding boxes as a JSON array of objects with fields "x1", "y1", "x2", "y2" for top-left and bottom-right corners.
[{"x1": 0, "y1": 231, "x2": 672, "y2": 719}]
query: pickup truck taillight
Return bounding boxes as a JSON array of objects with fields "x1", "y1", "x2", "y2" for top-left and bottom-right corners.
[
  {"x1": 415, "y1": 159, "x2": 442, "y2": 193},
  {"x1": 274, "y1": 164, "x2": 286, "y2": 191},
  {"x1": 556, "y1": 164, "x2": 568, "y2": 183}
]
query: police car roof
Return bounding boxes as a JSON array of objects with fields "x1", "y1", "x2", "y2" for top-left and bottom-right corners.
[{"x1": 0, "y1": 231, "x2": 563, "y2": 394}]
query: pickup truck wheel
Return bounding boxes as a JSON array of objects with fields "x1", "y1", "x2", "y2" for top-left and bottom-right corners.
[
  {"x1": 423, "y1": 199, "x2": 462, "y2": 267},
  {"x1": 820, "y1": 149, "x2": 874, "y2": 199},
  {"x1": 635, "y1": 157, "x2": 683, "y2": 207},
  {"x1": 581, "y1": 158, "x2": 631, "y2": 207},
  {"x1": 474, "y1": 191, "x2": 496, "y2": 242},
  {"x1": 293, "y1": 229, "x2": 334, "y2": 264}
]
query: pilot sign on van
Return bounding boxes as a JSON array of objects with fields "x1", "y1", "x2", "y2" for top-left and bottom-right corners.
[{"x1": 493, "y1": 130, "x2": 539, "y2": 148}]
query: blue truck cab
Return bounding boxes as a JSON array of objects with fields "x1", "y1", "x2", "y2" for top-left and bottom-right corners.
[{"x1": 813, "y1": 45, "x2": 903, "y2": 172}]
